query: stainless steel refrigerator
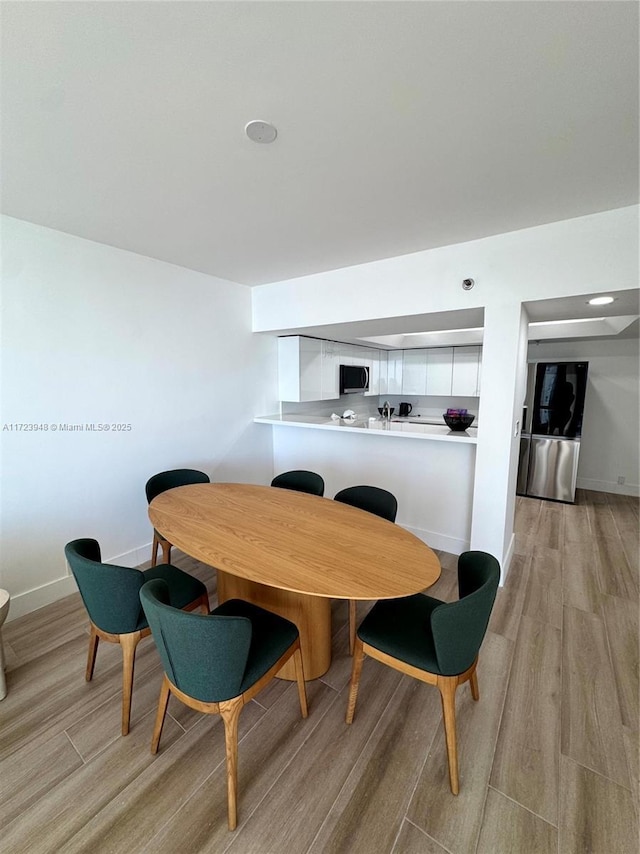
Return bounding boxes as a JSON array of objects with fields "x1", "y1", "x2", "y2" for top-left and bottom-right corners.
[{"x1": 517, "y1": 361, "x2": 589, "y2": 503}]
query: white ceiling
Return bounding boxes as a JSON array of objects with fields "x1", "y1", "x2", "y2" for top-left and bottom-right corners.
[{"x1": 2, "y1": 1, "x2": 638, "y2": 291}]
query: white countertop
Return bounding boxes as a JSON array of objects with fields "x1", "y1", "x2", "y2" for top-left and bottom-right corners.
[{"x1": 254, "y1": 414, "x2": 478, "y2": 444}]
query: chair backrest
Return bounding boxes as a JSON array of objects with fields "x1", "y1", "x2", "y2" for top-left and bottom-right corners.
[
  {"x1": 430, "y1": 551, "x2": 500, "y2": 676},
  {"x1": 140, "y1": 579, "x2": 252, "y2": 703},
  {"x1": 145, "y1": 469, "x2": 210, "y2": 504},
  {"x1": 64, "y1": 538, "x2": 146, "y2": 635},
  {"x1": 270, "y1": 470, "x2": 325, "y2": 497},
  {"x1": 333, "y1": 485, "x2": 398, "y2": 523}
]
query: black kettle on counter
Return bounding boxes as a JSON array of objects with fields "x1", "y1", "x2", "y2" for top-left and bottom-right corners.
[{"x1": 399, "y1": 402, "x2": 413, "y2": 417}]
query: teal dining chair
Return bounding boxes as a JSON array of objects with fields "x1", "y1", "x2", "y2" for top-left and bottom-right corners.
[
  {"x1": 65, "y1": 538, "x2": 209, "y2": 735},
  {"x1": 346, "y1": 550, "x2": 500, "y2": 794},
  {"x1": 145, "y1": 468, "x2": 210, "y2": 566},
  {"x1": 333, "y1": 485, "x2": 398, "y2": 653},
  {"x1": 270, "y1": 469, "x2": 325, "y2": 496},
  {"x1": 140, "y1": 579, "x2": 308, "y2": 830}
]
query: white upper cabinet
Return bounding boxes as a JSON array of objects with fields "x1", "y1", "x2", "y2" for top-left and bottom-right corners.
[
  {"x1": 402, "y1": 349, "x2": 428, "y2": 395},
  {"x1": 370, "y1": 349, "x2": 388, "y2": 396},
  {"x1": 426, "y1": 348, "x2": 454, "y2": 395},
  {"x1": 387, "y1": 350, "x2": 404, "y2": 394},
  {"x1": 452, "y1": 346, "x2": 481, "y2": 396},
  {"x1": 337, "y1": 342, "x2": 359, "y2": 365},
  {"x1": 321, "y1": 340, "x2": 340, "y2": 399},
  {"x1": 278, "y1": 337, "x2": 481, "y2": 402},
  {"x1": 278, "y1": 337, "x2": 384, "y2": 401},
  {"x1": 377, "y1": 350, "x2": 388, "y2": 395},
  {"x1": 278, "y1": 336, "x2": 323, "y2": 402}
]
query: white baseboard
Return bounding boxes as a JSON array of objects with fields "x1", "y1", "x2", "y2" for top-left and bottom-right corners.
[
  {"x1": 401, "y1": 524, "x2": 512, "y2": 587},
  {"x1": 576, "y1": 477, "x2": 639, "y2": 497},
  {"x1": 401, "y1": 524, "x2": 469, "y2": 557},
  {"x1": 7, "y1": 574, "x2": 79, "y2": 622},
  {"x1": 107, "y1": 543, "x2": 153, "y2": 568},
  {"x1": 6, "y1": 542, "x2": 154, "y2": 623},
  {"x1": 500, "y1": 533, "x2": 515, "y2": 586}
]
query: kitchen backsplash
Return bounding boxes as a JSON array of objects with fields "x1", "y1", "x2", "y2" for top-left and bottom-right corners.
[
  {"x1": 281, "y1": 394, "x2": 379, "y2": 418},
  {"x1": 281, "y1": 393, "x2": 479, "y2": 423},
  {"x1": 381, "y1": 394, "x2": 479, "y2": 422}
]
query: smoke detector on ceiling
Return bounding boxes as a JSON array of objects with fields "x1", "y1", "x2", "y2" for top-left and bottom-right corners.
[{"x1": 245, "y1": 120, "x2": 277, "y2": 144}]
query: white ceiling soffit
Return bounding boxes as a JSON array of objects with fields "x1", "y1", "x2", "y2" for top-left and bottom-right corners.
[
  {"x1": 264, "y1": 308, "x2": 486, "y2": 347},
  {"x1": 523, "y1": 289, "x2": 640, "y2": 323},
  {"x1": 359, "y1": 315, "x2": 638, "y2": 348},
  {"x1": 275, "y1": 289, "x2": 639, "y2": 348},
  {"x1": 1, "y1": 2, "x2": 638, "y2": 285}
]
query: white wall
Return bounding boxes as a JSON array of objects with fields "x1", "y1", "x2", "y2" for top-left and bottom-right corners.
[
  {"x1": 1, "y1": 217, "x2": 278, "y2": 619},
  {"x1": 527, "y1": 337, "x2": 639, "y2": 495}
]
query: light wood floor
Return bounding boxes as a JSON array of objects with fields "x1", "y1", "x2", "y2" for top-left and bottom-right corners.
[{"x1": 1, "y1": 490, "x2": 638, "y2": 853}]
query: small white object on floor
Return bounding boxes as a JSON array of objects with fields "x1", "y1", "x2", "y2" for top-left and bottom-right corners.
[{"x1": 0, "y1": 589, "x2": 10, "y2": 700}]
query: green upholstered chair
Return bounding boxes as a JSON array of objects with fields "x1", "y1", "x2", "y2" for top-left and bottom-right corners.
[
  {"x1": 333, "y1": 485, "x2": 398, "y2": 654},
  {"x1": 145, "y1": 468, "x2": 210, "y2": 566},
  {"x1": 270, "y1": 469, "x2": 325, "y2": 496},
  {"x1": 346, "y1": 551, "x2": 500, "y2": 794},
  {"x1": 64, "y1": 538, "x2": 209, "y2": 736},
  {"x1": 140, "y1": 580, "x2": 308, "y2": 831}
]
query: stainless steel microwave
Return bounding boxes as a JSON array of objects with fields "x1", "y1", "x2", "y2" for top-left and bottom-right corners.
[{"x1": 340, "y1": 364, "x2": 369, "y2": 394}]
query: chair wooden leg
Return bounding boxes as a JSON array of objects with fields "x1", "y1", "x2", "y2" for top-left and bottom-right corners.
[
  {"x1": 160, "y1": 539, "x2": 172, "y2": 565},
  {"x1": 346, "y1": 637, "x2": 365, "y2": 724},
  {"x1": 292, "y1": 645, "x2": 308, "y2": 719},
  {"x1": 437, "y1": 676, "x2": 460, "y2": 795},
  {"x1": 151, "y1": 675, "x2": 171, "y2": 754},
  {"x1": 348, "y1": 600, "x2": 357, "y2": 655},
  {"x1": 120, "y1": 631, "x2": 142, "y2": 736},
  {"x1": 85, "y1": 624, "x2": 99, "y2": 681},
  {"x1": 151, "y1": 533, "x2": 160, "y2": 568},
  {"x1": 220, "y1": 698, "x2": 243, "y2": 831},
  {"x1": 470, "y1": 668, "x2": 479, "y2": 701},
  {"x1": 199, "y1": 592, "x2": 210, "y2": 615}
]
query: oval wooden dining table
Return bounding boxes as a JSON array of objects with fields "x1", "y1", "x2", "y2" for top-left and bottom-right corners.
[{"x1": 149, "y1": 482, "x2": 441, "y2": 679}]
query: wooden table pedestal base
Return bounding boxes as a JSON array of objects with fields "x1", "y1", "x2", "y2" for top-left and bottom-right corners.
[{"x1": 216, "y1": 569, "x2": 332, "y2": 680}]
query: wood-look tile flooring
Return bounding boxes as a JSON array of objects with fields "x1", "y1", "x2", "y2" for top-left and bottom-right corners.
[{"x1": 1, "y1": 490, "x2": 637, "y2": 853}]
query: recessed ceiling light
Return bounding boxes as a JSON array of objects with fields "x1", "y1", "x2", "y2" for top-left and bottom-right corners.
[
  {"x1": 588, "y1": 296, "x2": 615, "y2": 306},
  {"x1": 245, "y1": 120, "x2": 277, "y2": 144}
]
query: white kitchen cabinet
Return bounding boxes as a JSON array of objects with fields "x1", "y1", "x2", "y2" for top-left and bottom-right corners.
[
  {"x1": 372, "y1": 350, "x2": 388, "y2": 395},
  {"x1": 426, "y1": 348, "x2": 453, "y2": 395},
  {"x1": 337, "y1": 342, "x2": 359, "y2": 365},
  {"x1": 402, "y1": 349, "x2": 428, "y2": 395},
  {"x1": 380, "y1": 350, "x2": 389, "y2": 394},
  {"x1": 452, "y1": 346, "x2": 481, "y2": 396},
  {"x1": 321, "y1": 340, "x2": 340, "y2": 399},
  {"x1": 279, "y1": 336, "x2": 385, "y2": 401},
  {"x1": 387, "y1": 350, "x2": 404, "y2": 394},
  {"x1": 278, "y1": 336, "x2": 323, "y2": 402},
  {"x1": 278, "y1": 337, "x2": 476, "y2": 402}
]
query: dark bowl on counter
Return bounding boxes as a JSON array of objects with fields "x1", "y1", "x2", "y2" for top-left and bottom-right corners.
[
  {"x1": 443, "y1": 414, "x2": 475, "y2": 431},
  {"x1": 378, "y1": 406, "x2": 395, "y2": 417}
]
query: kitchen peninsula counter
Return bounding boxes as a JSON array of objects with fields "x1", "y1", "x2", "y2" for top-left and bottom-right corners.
[
  {"x1": 256, "y1": 413, "x2": 476, "y2": 555},
  {"x1": 254, "y1": 414, "x2": 478, "y2": 444}
]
